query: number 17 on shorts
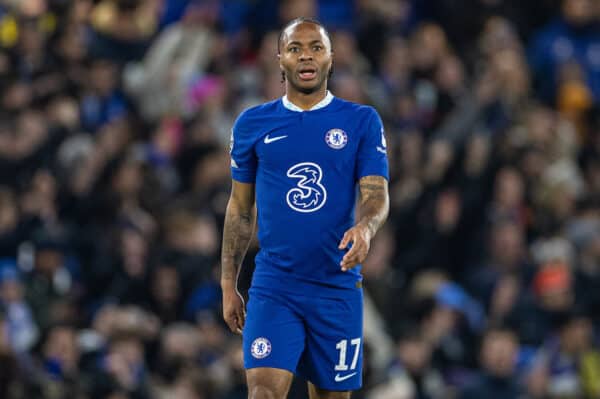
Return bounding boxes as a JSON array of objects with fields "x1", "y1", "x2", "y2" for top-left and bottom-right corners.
[{"x1": 334, "y1": 338, "x2": 361, "y2": 382}]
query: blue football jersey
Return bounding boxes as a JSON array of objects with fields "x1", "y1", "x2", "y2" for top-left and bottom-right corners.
[{"x1": 230, "y1": 92, "x2": 389, "y2": 297}]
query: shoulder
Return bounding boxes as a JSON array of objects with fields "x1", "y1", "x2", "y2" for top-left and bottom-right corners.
[
  {"x1": 237, "y1": 99, "x2": 280, "y2": 120},
  {"x1": 233, "y1": 99, "x2": 281, "y2": 134},
  {"x1": 332, "y1": 98, "x2": 381, "y2": 121},
  {"x1": 333, "y1": 97, "x2": 377, "y2": 114}
]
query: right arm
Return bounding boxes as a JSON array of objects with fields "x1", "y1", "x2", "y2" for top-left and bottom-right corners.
[{"x1": 221, "y1": 180, "x2": 256, "y2": 334}]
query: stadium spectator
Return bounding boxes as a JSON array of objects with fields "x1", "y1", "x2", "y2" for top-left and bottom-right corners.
[
  {"x1": 529, "y1": 0, "x2": 600, "y2": 103},
  {"x1": 458, "y1": 327, "x2": 524, "y2": 399}
]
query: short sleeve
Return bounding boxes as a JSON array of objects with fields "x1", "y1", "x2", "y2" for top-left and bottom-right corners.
[
  {"x1": 230, "y1": 111, "x2": 257, "y2": 183},
  {"x1": 355, "y1": 108, "x2": 389, "y2": 181}
]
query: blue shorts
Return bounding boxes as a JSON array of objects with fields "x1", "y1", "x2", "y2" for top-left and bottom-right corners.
[{"x1": 243, "y1": 287, "x2": 363, "y2": 391}]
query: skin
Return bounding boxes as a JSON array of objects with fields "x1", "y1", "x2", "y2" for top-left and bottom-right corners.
[
  {"x1": 278, "y1": 21, "x2": 332, "y2": 110},
  {"x1": 339, "y1": 175, "x2": 389, "y2": 272},
  {"x1": 221, "y1": 20, "x2": 389, "y2": 399},
  {"x1": 221, "y1": 180, "x2": 255, "y2": 335}
]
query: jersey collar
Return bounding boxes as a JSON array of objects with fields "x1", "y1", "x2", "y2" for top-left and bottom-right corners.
[{"x1": 282, "y1": 90, "x2": 334, "y2": 112}]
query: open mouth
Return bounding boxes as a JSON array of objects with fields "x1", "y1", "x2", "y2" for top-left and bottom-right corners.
[{"x1": 298, "y1": 67, "x2": 317, "y2": 81}]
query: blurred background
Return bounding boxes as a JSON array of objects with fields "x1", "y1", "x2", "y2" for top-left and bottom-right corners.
[{"x1": 0, "y1": 0, "x2": 600, "y2": 398}]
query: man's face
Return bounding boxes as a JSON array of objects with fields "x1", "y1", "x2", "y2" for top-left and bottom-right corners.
[
  {"x1": 563, "y1": 0, "x2": 594, "y2": 26},
  {"x1": 279, "y1": 22, "x2": 332, "y2": 94},
  {"x1": 481, "y1": 331, "x2": 518, "y2": 377}
]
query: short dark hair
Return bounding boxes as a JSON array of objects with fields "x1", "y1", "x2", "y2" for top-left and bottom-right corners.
[{"x1": 277, "y1": 17, "x2": 332, "y2": 54}]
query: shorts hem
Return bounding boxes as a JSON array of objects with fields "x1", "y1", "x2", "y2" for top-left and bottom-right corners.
[
  {"x1": 244, "y1": 364, "x2": 297, "y2": 375},
  {"x1": 303, "y1": 380, "x2": 362, "y2": 392}
]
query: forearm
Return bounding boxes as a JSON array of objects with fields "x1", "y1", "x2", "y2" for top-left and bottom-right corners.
[
  {"x1": 357, "y1": 176, "x2": 389, "y2": 238},
  {"x1": 220, "y1": 201, "x2": 256, "y2": 289}
]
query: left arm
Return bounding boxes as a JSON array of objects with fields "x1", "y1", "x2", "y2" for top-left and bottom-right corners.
[{"x1": 339, "y1": 175, "x2": 389, "y2": 271}]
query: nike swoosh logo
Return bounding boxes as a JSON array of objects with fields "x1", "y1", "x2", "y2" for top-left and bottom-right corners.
[
  {"x1": 264, "y1": 135, "x2": 288, "y2": 144},
  {"x1": 334, "y1": 372, "x2": 357, "y2": 382}
]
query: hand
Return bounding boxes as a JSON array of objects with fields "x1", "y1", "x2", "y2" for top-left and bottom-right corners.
[
  {"x1": 222, "y1": 287, "x2": 246, "y2": 334},
  {"x1": 338, "y1": 224, "x2": 372, "y2": 271}
]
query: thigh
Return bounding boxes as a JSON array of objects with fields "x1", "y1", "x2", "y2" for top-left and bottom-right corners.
[
  {"x1": 297, "y1": 291, "x2": 363, "y2": 391},
  {"x1": 243, "y1": 290, "x2": 305, "y2": 373},
  {"x1": 308, "y1": 382, "x2": 351, "y2": 399},
  {"x1": 247, "y1": 367, "x2": 294, "y2": 399}
]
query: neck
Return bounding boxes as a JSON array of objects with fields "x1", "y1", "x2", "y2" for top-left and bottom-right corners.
[{"x1": 285, "y1": 85, "x2": 328, "y2": 110}]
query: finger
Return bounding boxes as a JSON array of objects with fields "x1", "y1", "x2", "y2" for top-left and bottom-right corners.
[
  {"x1": 234, "y1": 321, "x2": 242, "y2": 334},
  {"x1": 342, "y1": 253, "x2": 361, "y2": 270},
  {"x1": 352, "y1": 246, "x2": 368, "y2": 265},
  {"x1": 236, "y1": 307, "x2": 245, "y2": 331},
  {"x1": 341, "y1": 245, "x2": 366, "y2": 271},
  {"x1": 347, "y1": 253, "x2": 366, "y2": 269},
  {"x1": 341, "y1": 238, "x2": 364, "y2": 262},
  {"x1": 341, "y1": 252, "x2": 358, "y2": 271},
  {"x1": 338, "y1": 231, "x2": 352, "y2": 249},
  {"x1": 226, "y1": 316, "x2": 238, "y2": 333},
  {"x1": 341, "y1": 246, "x2": 359, "y2": 270},
  {"x1": 238, "y1": 296, "x2": 247, "y2": 327},
  {"x1": 341, "y1": 260, "x2": 358, "y2": 271}
]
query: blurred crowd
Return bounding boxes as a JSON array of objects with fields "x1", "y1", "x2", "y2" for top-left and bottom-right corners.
[{"x1": 0, "y1": 0, "x2": 600, "y2": 398}]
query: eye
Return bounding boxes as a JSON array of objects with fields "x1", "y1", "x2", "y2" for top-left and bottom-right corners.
[
  {"x1": 288, "y1": 46, "x2": 300, "y2": 53},
  {"x1": 312, "y1": 45, "x2": 323, "y2": 51}
]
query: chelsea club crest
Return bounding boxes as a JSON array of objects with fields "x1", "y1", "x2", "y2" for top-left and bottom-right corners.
[
  {"x1": 325, "y1": 129, "x2": 348, "y2": 149},
  {"x1": 251, "y1": 337, "x2": 272, "y2": 359}
]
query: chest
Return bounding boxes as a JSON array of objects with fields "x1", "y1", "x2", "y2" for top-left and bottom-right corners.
[{"x1": 255, "y1": 112, "x2": 361, "y2": 168}]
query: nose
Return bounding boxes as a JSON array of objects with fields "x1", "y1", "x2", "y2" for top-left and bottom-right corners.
[{"x1": 299, "y1": 49, "x2": 313, "y2": 61}]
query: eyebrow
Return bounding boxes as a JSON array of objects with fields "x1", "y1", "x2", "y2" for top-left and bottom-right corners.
[{"x1": 286, "y1": 40, "x2": 325, "y2": 47}]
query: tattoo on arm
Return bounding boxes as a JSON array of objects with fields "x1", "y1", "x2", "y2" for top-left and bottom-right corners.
[
  {"x1": 221, "y1": 186, "x2": 256, "y2": 287},
  {"x1": 357, "y1": 175, "x2": 389, "y2": 237}
]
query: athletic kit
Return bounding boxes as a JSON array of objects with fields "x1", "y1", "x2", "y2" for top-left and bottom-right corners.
[{"x1": 230, "y1": 91, "x2": 389, "y2": 390}]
